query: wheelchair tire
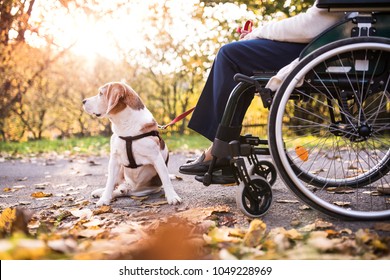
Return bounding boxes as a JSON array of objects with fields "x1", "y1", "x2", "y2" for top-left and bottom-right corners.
[
  {"x1": 268, "y1": 37, "x2": 390, "y2": 220},
  {"x1": 236, "y1": 176, "x2": 272, "y2": 218}
]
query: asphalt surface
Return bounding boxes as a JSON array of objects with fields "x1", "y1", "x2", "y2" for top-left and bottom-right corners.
[{"x1": 0, "y1": 152, "x2": 384, "y2": 232}]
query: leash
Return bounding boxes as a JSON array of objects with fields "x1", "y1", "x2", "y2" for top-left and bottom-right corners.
[{"x1": 158, "y1": 107, "x2": 195, "y2": 130}]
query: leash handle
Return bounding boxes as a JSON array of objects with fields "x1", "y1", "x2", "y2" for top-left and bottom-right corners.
[
  {"x1": 237, "y1": 20, "x2": 253, "y2": 34},
  {"x1": 158, "y1": 107, "x2": 195, "y2": 130}
]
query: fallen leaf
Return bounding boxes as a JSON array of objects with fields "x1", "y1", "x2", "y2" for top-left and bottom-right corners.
[
  {"x1": 13, "y1": 185, "x2": 27, "y2": 190},
  {"x1": 310, "y1": 168, "x2": 327, "y2": 175},
  {"x1": 27, "y1": 220, "x2": 41, "y2": 230},
  {"x1": 70, "y1": 209, "x2": 93, "y2": 220},
  {"x1": 77, "y1": 228, "x2": 106, "y2": 238},
  {"x1": 93, "y1": 205, "x2": 112, "y2": 215},
  {"x1": 285, "y1": 228, "x2": 303, "y2": 240},
  {"x1": 34, "y1": 182, "x2": 51, "y2": 189},
  {"x1": 243, "y1": 219, "x2": 267, "y2": 247},
  {"x1": 205, "y1": 227, "x2": 242, "y2": 244},
  {"x1": 89, "y1": 160, "x2": 101, "y2": 166},
  {"x1": 0, "y1": 208, "x2": 33, "y2": 235},
  {"x1": 174, "y1": 206, "x2": 230, "y2": 223},
  {"x1": 142, "y1": 201, "x2": 168, "y2": 208},
  {"x1": 276, "y1": 199, "x2": 300, "y2": 204},
  {"x1": 333, "y1": 201, "x2": 351, "y2": 207},
  {"x1": 18, "y1": 201, "x2": 31, "y2": 206},
  {"x1": 0, "y1": 208, "x2": 16, "y2": 233},
  {"x1": 169, "y1": 174, "x2": 183, "y2": 181},
  {"x1": 374, "y1": 223, "x2": 390, "y2": 232},
  {"x1": 48, "y1": 239, "x2": 77, "y2": 254},
  {"x1": 340, "y1": 228, "x2": 353, "y2": 235},
  {"x1": 31, "y1": 192, "x2": 53, "y2": 198},
  {"x1": 17, "y1": 177, "x2": 28, "y2": 182},
  {"x1": 308, "y1": 236, "x2": 334, "y2": 252},
  {"x1": 326, "y1": 187, "x2": 355, "y2": 194},
  {"x1": 290, "y1": 219, "x2": 301, "y2": 227},
  {"x1": 295, "y1": 145, "x2": 309, "y2": 162},
  {"x1": 11, "y1": 239, "x2": 48, "y2": 260},
  {"x1": 377, "y1": 183, "x2": 390, "y2": 195},
  {"x1": 53, "y1": 183, "x2": 71, "y2": 188},
  {"x1": 315, "y1": 220, "x2": 334, "y2": 229}
]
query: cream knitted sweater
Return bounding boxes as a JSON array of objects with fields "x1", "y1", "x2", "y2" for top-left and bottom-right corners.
[{"x1": 244, "y1": 1, "x2": 346, "y2": 90}]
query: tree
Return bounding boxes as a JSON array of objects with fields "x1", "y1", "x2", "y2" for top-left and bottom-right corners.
[{"x1": 0, "y1": 0, "x2": 37, "y2": 140}]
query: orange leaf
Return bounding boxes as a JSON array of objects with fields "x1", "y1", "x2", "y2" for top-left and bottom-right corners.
[
  {"x1": 295, "y1": 145, "x2": 309, "y2": 162},
  {"x1": 31, "y1": 191, "x2": 52, "y2": 198}
]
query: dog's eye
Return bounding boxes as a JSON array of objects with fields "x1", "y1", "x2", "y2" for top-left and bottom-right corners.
[{"x1": 99, "y1": 92, "x2": 103, "y2": 96}]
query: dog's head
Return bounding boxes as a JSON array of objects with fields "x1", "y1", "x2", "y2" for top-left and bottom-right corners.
[{"x1": 82, "y1": 82, "x2": 144, "y2": 118}]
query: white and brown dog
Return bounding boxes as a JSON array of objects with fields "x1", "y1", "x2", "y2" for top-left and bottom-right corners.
[{"x1": 82, "y1": 82, "x2": 182, "y2": 207}]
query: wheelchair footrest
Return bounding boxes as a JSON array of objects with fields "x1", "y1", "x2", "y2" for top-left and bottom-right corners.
[{"x1": 195, "y1": 174, "x2": 237, "y2": 185}]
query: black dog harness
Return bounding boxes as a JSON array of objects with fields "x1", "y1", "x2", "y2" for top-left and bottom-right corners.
[{"x1": 119, "y1": 131, "x2": 164, "y2": 169}]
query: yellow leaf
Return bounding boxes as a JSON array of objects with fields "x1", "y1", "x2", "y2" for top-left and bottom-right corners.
[
  {"x1": 243, "y1": 219, "x2": 267, "y2": 247},
  {"x1": 0, "y1": 208, "x2": 16, "y2": 233},
  {"x1": 31, "y1": 192, "x2": 52, "y2": 198},
  {"x1": 285, "y1": 228, "x2": 303, "y2": 240},
  {"x1": 92, "y1": 205, "x2": 112, "y2": 215},
  {"x1": 205, "y1": 227, "x2": 242, "y2": 244},
  {"x1": 11, "y1": 238, "x2": 48, "y2": 260}
]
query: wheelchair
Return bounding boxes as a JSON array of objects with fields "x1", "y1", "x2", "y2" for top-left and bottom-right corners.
[{"x1": 193, "y1": 0, "x2": 390, "y2": 220}]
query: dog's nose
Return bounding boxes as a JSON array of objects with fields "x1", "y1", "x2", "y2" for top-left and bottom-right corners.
[{"x1": 82, "y1": 99, "x2": 87, "y2": 104}]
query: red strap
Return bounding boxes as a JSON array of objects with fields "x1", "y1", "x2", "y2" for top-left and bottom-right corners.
[{"x1": 158, "y1": 107, "x2": 195, "y2": 129}]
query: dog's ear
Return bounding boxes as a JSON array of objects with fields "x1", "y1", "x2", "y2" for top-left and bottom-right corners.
[
  {"x1": 105, "y1": 83, "x2": 125, "y2": 115},
  {"x1": 122, "y1": 83, "x2": 145, "y2": 110}
]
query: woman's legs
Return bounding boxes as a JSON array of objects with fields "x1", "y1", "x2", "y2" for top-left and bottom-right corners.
[
  {"x1": 188, "y1": 39, "x2": 307, "y2": 141},
  {"x1": 180, "y1": 39, "x2": 307, "y2": 174}
]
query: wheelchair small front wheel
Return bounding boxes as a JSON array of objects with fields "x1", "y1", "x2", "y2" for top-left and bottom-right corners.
[
  {"x1": 250, "y1": 160, "x2": 277, "y2": 186},
  {"x1": 236, "y1": 176, "x2": 272, "y2": 218}
]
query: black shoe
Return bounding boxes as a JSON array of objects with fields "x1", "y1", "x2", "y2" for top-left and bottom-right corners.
[{"x1": 179, "y1": 152, "x2": 230, "y2": 176}]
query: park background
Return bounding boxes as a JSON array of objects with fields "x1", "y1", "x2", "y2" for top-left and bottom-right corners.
[
  {"x1": 0, "y1": 0, "x2": 312, "y2": 152},
  {"x1": 1, "y1": 1, "x2": 390, "y2": 262}
]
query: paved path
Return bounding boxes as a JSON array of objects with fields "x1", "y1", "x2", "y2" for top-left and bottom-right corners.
[{"x1": 0, "y1": 152, "x2": 382, "y2": 232}]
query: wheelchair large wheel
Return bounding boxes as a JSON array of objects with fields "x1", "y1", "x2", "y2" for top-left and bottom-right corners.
[{"x1": 268, "y1": 37, "x2": 390, "y2": 220}]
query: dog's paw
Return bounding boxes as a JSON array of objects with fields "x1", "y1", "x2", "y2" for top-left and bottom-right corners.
[
  {"x1": 166, "y1": 193, "x2": 182, "y2": 205},
  {"x1": 96, "y1": 197, "x2": 111, "y2": 207},
  {"x1": 91, "y1": 188, "x2": 104, "y2": 198}
]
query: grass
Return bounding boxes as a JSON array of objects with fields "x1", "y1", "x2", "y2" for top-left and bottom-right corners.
[{"x1": 0, "y1": 134, "x2": 211, "y2": 157}]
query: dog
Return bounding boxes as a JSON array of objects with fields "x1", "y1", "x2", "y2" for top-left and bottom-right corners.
[{"x1": 82, "y1": 82, "x2": 182, "y2": 207}]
